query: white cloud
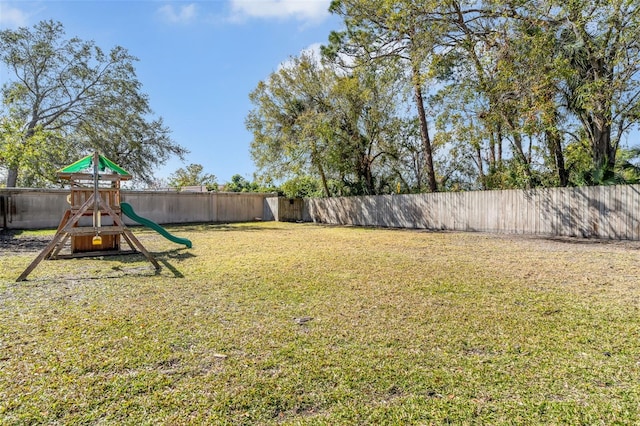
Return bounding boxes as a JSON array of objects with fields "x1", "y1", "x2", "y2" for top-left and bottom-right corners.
[
  {"x1": 0, "y1": 4, "x2": 30, "y2": 28},
  {"x1": 277, "y1": 42, "x2": 323, "y2": 71},
  {"x1": 301, "y1": 42, "x2": 323, "y2": 60},
  {"x1": 278, "y1": 42, "x2": 353, "y2": 73},
  {"x1": 157, "y1": 3, "x2": 198, "y2": 24},
  {"x1": 229, "y1": 0, "x2": 330, "y2": 23}
]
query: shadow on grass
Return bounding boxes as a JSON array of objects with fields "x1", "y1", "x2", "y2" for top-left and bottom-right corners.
[
  {"x1": 540, "y1": 235, "x2": 640, "y2": 249},
  {"x1": 100, "y1": 247, "x2": 195, "y2": 279},
  {"x1": 129, "y1": 222, "x2": 291, "y2": 233},
  {"x1": 0, "y1": 229, "x2": 51, "y2": 252},
  {"x1": 14, "y1": 248, "x2": 195, "y2": 282},
  {"x1": 154, "y1": 248, "x2": 196, "y2": 279},
  {"x1": 1, "y1": 222, "x2": 288, "y2": 250}
]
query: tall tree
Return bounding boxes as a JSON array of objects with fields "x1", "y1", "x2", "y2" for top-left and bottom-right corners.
[
  {"x1": 554, "y1": 0, "x2": 640, "y2": 174},
  {"x1": 327, "y1": 61, "x2": 404, "y2": 195},
  {"x1": 485, "y1": 0, "x2": 640, "y2": 181},
  {"x1": 246, "y1": 0, "x2": 640, "y2": 194},
  {"x1": 247, "y1": 51, "x2": 403, "y2": 196},
  {"x1": 326, "y1": 0, "x2": 442, "y2": 192},
  {"x1": 433, "y1": 1, "x2": 542, "y2": 188},
  {"x1": 247, "y1": 52, "x2": 335, "y2": 196},
  {"x1": 0, "y1": 20, "x2": 187, "y2": 187}
]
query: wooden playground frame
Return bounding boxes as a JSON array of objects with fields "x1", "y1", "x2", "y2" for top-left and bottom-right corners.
[{"x1": 17, "y1": 153, "x2": 159, "y2": 281}]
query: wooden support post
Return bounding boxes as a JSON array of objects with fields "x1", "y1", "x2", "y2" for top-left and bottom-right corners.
[
  {"x1": 122, "y1": 229, "x2": 161, "y2": 270},
  {"x1": 49, "y1": 233, "x2": 72, "y2": 259},
  {"x1": 16, "y1": 232, "x2": 68, "y2": 281},
  {"x1": 56, "y1": 209, "x2": 71, "y2": 232}
]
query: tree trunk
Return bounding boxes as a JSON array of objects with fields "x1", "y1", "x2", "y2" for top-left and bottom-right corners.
[
  {"x1": 488, "y1": 131, "x2": 496, "y2": 168},
  {"x1": 5, "y1": 168, "x2": 18, "y2": 188},
  {"x1": 497, "y1": 126, "x2": 503, "y2": 165},
  {"x1": 364, "y1": 161, "x2": 374, "y2": 195},
  {"x1": 475, "y1": 144, "x2": 486, "y2": 190},
  {"x1": 317, "y1": 163, "x2": 330, "y2": 198},
  {"x1": 547, "y1": 128, "x2": 568, "y2": 187},
  {"x1": 556, "y1": 144, "x2": 568, "y2": 187},
  {"x1": 589, "y1": 116, "x2": 614, "y2": 171},
  {"x1": 411, "y1": 62, "x2": 437, "y2": 192}
]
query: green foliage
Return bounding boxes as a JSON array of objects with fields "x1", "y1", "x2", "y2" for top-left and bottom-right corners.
[
  {"x1": 326, "y1": 0, "x2": 441, "y2": 192},
  {"x1": 565, "y1": 138, "x2": 594, "y2": 185},
  {"x1": 0, "y1": 117, "x2": 80, "y2": 187},
  {"x1": 614, "y1": 148, "x2": 640, "y2": 184},
  {"x1": 247, "y1": 0, "x2": 640, "y2": 193},
  {"x1": 224, "y1": 174, "x2": 256, "y2": 192},
  {"x1": 247, "y1": 49, "x2": 413, "y2": 197},
  {"x1": 168, "y1": 163, "x2": 218, "y2": 191},
  {"x1": 280, "y1": 175, "x2": 324, "y2": 198},
  {"x1": 571, "y1": 148, "x2": 640, "y2": 186},
  {"x1": 0, "y1": 20, "x2": 187, "y2": 187},
  {"x1": 223, "y1": 174, "x2": 279, "y2": 194}
]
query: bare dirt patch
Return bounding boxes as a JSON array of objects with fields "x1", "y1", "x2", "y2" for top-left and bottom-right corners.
[{"x1": 0, "y1": 230, "x2": 51, "y2": 253}]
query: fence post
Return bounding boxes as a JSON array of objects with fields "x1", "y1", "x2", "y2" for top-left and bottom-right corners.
[{"x1": 0, "y1": 194, "x2": 6, "y2": 230}]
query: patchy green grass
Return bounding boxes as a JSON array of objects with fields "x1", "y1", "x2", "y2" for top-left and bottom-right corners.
[{"x1": 1, "y1": 222, "x2": 640, "y2": 425}]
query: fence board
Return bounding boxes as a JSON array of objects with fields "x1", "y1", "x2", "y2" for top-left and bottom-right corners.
[
  {"x1": 0, "y1": 189, "x2": 273, "y2": 229},
  {"x1": 304, "y1": 185, "x2": 640, "y2": 241},
  {"x1": 6, "y1": 185, "x2": 640, "y2": 241}
]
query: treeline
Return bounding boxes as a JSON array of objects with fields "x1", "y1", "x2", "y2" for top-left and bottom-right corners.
[{"x1": 247, "y1": 0, "x2": 640, "y2": 196}]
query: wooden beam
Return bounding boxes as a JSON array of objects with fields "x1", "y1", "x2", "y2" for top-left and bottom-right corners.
[
  {"x1": 48, "y1": 233, "x2": 71, "y2": 259},
  {"x1": 16, "y1": 232, "x2": 68, "y2": 281},
  {"x1": 16, "y1": 195, "x2": 98, "y2": 281},
  {"x1": 61, "y1": 194, "x2": 96, "y2": 234},
  {"x1": 56, "y1": 209, "x2": 71, "y2": 232},
  {"x1": 67, "y1": 226, "x2": 125, "y2": 236},
  {"x1": 122, "y1": 229, "x2": 161, "y2": 270}
]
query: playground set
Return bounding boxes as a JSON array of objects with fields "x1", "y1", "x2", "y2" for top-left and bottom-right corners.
[{"x1": 17, "y1": 153, "x2": 191, "y2": 281}]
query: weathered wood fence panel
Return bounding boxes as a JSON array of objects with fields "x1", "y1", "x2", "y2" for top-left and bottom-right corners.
[
  {"x1": 4, "y1": 185, "x2": 640, "y2": 240},
  {"x1": 269, "y1": 198, "x2": 305, "y2": 222},
  {"x1": 0, "y1": 189, "x2": 276, "y2": 230},
  {"x1": 305, "y1": 185, "x2": 640, "y2": 240}
]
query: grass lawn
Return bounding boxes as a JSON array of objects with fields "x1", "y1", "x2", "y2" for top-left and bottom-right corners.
[{"x1": 1, "y1": 222, "x2": 640, "y2": 425}]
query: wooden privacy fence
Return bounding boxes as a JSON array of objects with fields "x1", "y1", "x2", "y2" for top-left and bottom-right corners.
[
  {"x1": 305, "y1": 185, "x2": 640, "y2": 240},
  {"x1": 0, "y1": 189, "x2": 277, "y2": 230},
  {"x1": 4, "y1": 186, "x2": 640, "y2": 240}
]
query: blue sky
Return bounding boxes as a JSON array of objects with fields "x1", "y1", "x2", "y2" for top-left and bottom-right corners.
[{"x1": 0, "y1": 0, "x2": 342, "y2": 184}]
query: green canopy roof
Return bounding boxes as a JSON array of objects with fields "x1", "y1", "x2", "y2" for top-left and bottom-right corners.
[{"x1": 58, "y1": 154, "x2": 132, "y2": 178}]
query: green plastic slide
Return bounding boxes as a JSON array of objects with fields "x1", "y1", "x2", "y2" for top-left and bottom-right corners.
[{"x1": 120, "y1": 202, "x2": 192, "y2": 248}]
